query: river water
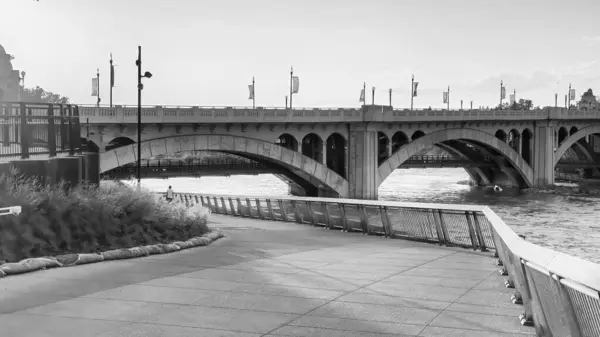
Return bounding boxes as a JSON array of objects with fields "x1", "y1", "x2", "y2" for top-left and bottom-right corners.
[{"x1": 137, "y1": 168, "x2": 600, "y2": 264}]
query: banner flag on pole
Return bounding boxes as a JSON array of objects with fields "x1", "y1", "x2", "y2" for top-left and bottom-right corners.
[
  {"x1": 248, "y1": 84, "x2": 254, "y2": 100},
  {"x1": 359, "y1": 88, "x2": 365, "y2": 102},
  {"x1": 509, "y1": 93, "x2": 516, "y2": 104},
  {"x1": 501, "y1": 86, "x2": 506, "y2": 99},
  {"x1": 569, "y1": 88, "x2": 576, "y2": 100},
  {"x1": 443, "y1": 91, "x2": 448, "y2": 104},
  {"x1": 91, "y1": 78, "x2": 99, "y2": 96},
  {"x1": 291, "y1": 76, "x2": 299, "y2": 94},
  {"x1": 412, "y1": 82, "x2": 419, "y2": 97}
]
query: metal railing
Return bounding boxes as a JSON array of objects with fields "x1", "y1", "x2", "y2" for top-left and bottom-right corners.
[
  {"x1": 169, "y1": 192, "x2": 599, "y2": 336},
  {"x1": 0, "y1": 102, "x2": 82, "y2": 160}
]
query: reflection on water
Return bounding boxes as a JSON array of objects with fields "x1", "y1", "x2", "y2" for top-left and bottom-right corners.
[{"x1": 137, "y1": 168, "x2": 600, "y2": 264}]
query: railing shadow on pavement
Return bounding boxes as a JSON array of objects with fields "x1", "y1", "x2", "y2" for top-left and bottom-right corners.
[{"x1": 162, "y1": 192, "x2": 600, "y2": 337}]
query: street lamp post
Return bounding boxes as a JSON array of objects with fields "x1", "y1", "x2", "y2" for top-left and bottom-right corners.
[{"x1": 135, "y1": 46, "x2": 152, "y2": 191}]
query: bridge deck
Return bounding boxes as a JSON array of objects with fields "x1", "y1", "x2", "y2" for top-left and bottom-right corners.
[{"x1": 0, "y1": 214, "x2": 533, "y2": 336}]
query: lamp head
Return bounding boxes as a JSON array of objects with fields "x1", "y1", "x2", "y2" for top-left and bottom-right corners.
[{"x1": 143, "y1": 71, "x2": 153, "y2": 79}]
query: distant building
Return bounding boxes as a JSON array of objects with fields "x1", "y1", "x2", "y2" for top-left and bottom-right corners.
[
  {"x1": 577, "y1": 89, "x2": 598, "y2": 110},
  {"x1": 0, "y1": 44, "x2": 21, "y2": 101}
]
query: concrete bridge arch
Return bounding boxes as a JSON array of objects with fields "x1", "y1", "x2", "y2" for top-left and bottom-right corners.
[
  {"x1": 100, "y1": 134, "x2": 349, "y2": 197},
  {"x1": 554, "y1": 125, "x2": 600, "y2": 167},
  {"x1": 377, "y1": 128, "x2": 534, "y2": 188}
]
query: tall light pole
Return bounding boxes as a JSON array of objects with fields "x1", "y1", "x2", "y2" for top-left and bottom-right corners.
[
  {"x1": 17, "y1": 71, "x2": 25, "y2": 101},
  {"x1": 135, "y1": 46, "x2": 152, "y2": 191}
]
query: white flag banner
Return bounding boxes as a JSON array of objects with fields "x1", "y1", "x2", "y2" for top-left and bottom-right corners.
[
  {"x1": 291, "y1": 76, "x2": 299, "y2": 94},
  {"x1": 91, "y1": 78, "x2": 98, "y2": 96},
  {"x1": 359, "y1": 88, "x2": 365, "y2": 102},
  {"x1": 501, "y1": 86, "x2": 506, "y2": 99},
  {"x1": 510, "y1": 93, "x2": 516, "y2": 104},
  {"x1": 443, "y1": 92, "x2": 448, "y2": 104},
  {"x1": 412, "y1": 82, "x2": 419, "y2": 97},
  {"x1": 570, "y1": 88, "x2": 576, "y2": 100},
  {"x1": 248, "y1": 84, "x2": 254, "y2": 100}
]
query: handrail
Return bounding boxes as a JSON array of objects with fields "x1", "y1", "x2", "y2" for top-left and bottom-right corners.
[{"x1": 168, "y1": 192, "x2": 600, "y2": 335}]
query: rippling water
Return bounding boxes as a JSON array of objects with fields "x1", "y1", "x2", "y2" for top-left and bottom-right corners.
[{"x1": 137, "y1": 168, "x2": 600, "y2": 264}]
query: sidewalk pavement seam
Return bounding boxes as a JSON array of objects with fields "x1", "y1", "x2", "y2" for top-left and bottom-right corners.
[{"x1": 258, "y1": 250, "x2": 462, "y2": 337}]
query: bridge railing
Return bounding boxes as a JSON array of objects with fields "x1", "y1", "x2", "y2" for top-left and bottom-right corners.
[
  {"x1": 168, "y1": 192, "x2": 600, "y2": 336},
  {"x1": 0, "y1": 102, "x2": 82, "y2": 160}
]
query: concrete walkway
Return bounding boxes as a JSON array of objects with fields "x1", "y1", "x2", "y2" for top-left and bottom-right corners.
[{"x1": 0, "y1": 215, "x2": 534, "y2": 337}]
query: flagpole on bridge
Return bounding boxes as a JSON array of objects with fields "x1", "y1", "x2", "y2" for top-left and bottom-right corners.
[
  {"x1": 96, "y1": 68, "x2": 100, "y2": 107},
  {"x1": 568, "y1": 83, "x2": 572, "y2": 110},
  {"x1": 411, "y1": 74, "x2": 414, "y2": 111},
  {"x1": 110, "y1": 53, "x2": 114, "y2": 108},
  {"x1": 447, "y1": 86, "x2": 450, "y2": 111},
  {"x1": 252, "y1": 77, "x2": 255, "y2": 109},
  {"x1": 500, "y1": 80, "x2": 503, "y2": 110},
  {"x1": 289, "y1": 67, "x2": 293, "y2": 110}
]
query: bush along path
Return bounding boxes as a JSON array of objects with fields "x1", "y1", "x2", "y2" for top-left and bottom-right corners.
[
  {"x1": 0, "y1": 231, "x2": 224, "y2": 278},
  {"x1": 0, "y1": 173, "x2": 223, "y2": 278}
]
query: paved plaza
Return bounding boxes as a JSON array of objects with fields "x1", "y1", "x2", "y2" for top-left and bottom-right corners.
[{"x1": 0, "y1": 215, "x2": 534, "y2": 336}]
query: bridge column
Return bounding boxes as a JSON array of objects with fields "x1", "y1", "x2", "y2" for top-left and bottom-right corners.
[
  {"x1": 348, "y1": 127, "x2": 379, "y2": 200},
  {"x1": 532, "y1": 122, "x2": 555, "y2": 187}
]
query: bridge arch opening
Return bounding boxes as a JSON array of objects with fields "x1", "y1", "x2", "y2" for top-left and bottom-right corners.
[
  {"x1": 105, "y1": 136, "x2": 135, "y2": 151},
  {"x1": 81, "y1": 138, "x2": 100, "y2": 153},
  {"x1": 391, "y1": 131, "x2": 409, "y2": 154},
  {"x1": 378, "y1": 128, "x2": 534, "y2": 191},
  {"x1": 521, "y1": 129, "x2": 532, "y2": 166},
  {"x1": 100, "y1": 135, "x2": 349, "y2": 198},
  {"x1": 378, "y1": 132, "x2": 389, "y2": 165},
  {"x1": 326, "y1": 133, "x2": 347, "y2": 179},
  {"x1": 275, "y1": 133, "x2": 298, "y2": 151},
  {"x1": 508, "y1": 129, "x2": 521, "y2": 154},
  {"x1": 569, "y1": 126, "x2": 578, "y2": 136},
  {"x1": 558, "y1": 127, "x2": 569, "y2": 146},
  {"x1": 301, "y1": 133, "x2": 324, "y2": 163},
  {"x1": 411, "y1": 130, "x2": 425, "y2": 141},
  {"x1": 495, "y1": 130, "x2": 507, "y2": 142}
]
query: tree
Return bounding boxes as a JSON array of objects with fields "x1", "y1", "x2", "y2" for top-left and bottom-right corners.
[
  {"x1": 498, "y1": 98, "x2": 534, "y2": 110},
  {"x1": 20, "y1": 86, "x2": 70, "y2": 104}
]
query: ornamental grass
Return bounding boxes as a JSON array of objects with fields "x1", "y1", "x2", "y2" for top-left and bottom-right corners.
[{"x1": 0, "y1": 171, "x2": 210, "y2": 263}]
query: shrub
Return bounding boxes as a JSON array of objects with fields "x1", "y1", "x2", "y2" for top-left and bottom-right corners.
[{"x1": 0, "y1": 172, "x2": 210, "y2": 262}]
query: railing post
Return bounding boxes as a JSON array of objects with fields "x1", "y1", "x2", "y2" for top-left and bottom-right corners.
[
  {"x1": 228, "y1": 197, "x2": 236, "y2": 216},
  {"x1": 290, "y1": 200, "x2": 302, "y2": 223},
  {"x1": 431, "y1": 209, "x2": 447, "y2": 245},
  {"x1": 339, "y1": 203, "x2": 349, "y2": 232},
  {"x1": 72, "y1": 105, "x2": 82, "y2": 153},
  {"x1": 67, "y1": 105, "x2": 75, "y2": 156},
  {"x1": 472, "y1": 212, "x2": 488, "y2": 251},
  {"x1": 47, "y1": 104, "x2": 57, "y2": 157},
  {"x1": 245, "y1": 198, "x2": 253, "y2": 218},
  {"x1": 278, "y1": 200, "x2": 288, "y2": 221},
  {"x1": 255, "y1": 199, "x2": 264, "y2": 219},
  {"x1": 306, "y1": 201, "x2": 317, "y2": 226},
  {"x1": 220, "y1": 197, "x2": 228, "y2": 215},
  {"x1": 237, "y1": 198, "x2": 246, "y2": 217},
  {"x1": 521, "y1": 261, "x2": 553, "y2": 334},
  {"x1": 322, "y1": 202, "x2": 332, "y2": 229},
  {"x1": 551, "y1": 275, "x2": 584, "y2": 337},
  {"x1": 205, "y1": 196, "x2": 213, "y2": 209},
  {"x1": 379, "y1": 206, "x2": 392, "y2": 238},
  {"x1": 59, "y1": 104, "x2": 67, "y2": 151},
  {"x1": 19, "y1": 103, "x2": 29, "y2": 159},
  {"x1": 266, "y1": 199, "x2": 275, "y2": 220},
  {"x1": 464, "y1": 211, "x2": 479, "y2": 250},
  {"x1": 357, "y1": 205, "x2": 371, "y2": 234}
]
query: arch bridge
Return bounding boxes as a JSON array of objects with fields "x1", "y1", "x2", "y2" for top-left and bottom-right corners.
[{"x1": 84, "y1": 105, "x2": 600, "y2": 199}]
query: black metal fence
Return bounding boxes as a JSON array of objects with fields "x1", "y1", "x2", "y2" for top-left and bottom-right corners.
[{"x1": 0, "y1": 102, "x2": 81, "y2": 160}]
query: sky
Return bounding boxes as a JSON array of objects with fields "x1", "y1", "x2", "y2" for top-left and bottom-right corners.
[{"x1": 2, "y1": 0, "x2": 600, "y2": 109}]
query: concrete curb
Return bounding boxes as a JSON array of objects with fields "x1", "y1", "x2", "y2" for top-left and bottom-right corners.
[{"x1": 0, "y1": 230, "x2": 225, "y2": 278}]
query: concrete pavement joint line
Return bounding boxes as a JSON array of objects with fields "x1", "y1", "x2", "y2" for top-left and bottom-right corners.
[
  {"x1": 258, "y1": 250, "x2": 462, "y2": 337},
  {"x1": 12, "y1": 313, "x2": 270, "y2": 336},
  {"x1": 416, "y1": 259, "x2": 496, "y2": 335}
]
